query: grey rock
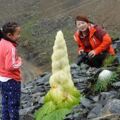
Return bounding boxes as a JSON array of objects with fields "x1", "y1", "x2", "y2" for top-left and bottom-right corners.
[
  {"x1": 70, "y1": 63, "x2": 78, "y2": 69},
  {"x1": 112, "y1": 82, "x2": 120, "y2": 88},
  {"x1": 20, "y1": 106, "x2": 35, "y2": 116},
  {"x1": 20, "y1": 114, "x2": 34, "y2": 120},
  {"x1": 89, "y1": 95, "x2": 99, "y2": 102},
  {"x1": 38, "y1": 96, "x2": 44, "y2": 104},
  {"x1": 87, "y1": 103, "x2": 103, "y2": 119},
  {"x1": 81, "y1": 97, "x2": 93, "y2": 108},
  {"x1": 92, "y1": 114, "x2": 120, "y2": 120},
  {"x1": 99, "y1": 91, "x2": 118, "y2": 106},
  {"x1": 101, "y1": 99, "x2": 120, "y2": 115}
]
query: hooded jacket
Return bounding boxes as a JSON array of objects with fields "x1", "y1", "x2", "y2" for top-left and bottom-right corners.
[{"x1": 74, "y1": 24, "x2": 115, "y2": 55}]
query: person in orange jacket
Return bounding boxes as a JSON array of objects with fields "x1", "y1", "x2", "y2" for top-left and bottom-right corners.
[{"x1": 74, "y1": 15, "x2": 115, "y2": 67}]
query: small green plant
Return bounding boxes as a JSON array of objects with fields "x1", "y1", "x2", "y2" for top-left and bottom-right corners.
[
  {"x1": 116, "y1": 65, "x2": 120, "y2": 73},
  {"x1": 94, "y1": 70, "x2": 118, "y2": 92},
  {"x1": 102, "y1": 55, "x2": 116, "y2": 67},
  {"x1": 35, "y1": 31, "x2": 81, "y2": 120}
]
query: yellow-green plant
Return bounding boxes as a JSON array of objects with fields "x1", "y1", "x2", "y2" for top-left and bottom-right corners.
[{"x1": 35, "y1": 31, "x2": 80, "y2": 120}]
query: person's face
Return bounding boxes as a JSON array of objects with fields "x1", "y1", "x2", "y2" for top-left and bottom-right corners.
[
  {"x1": 76, "y1": 20, "x2": 88, "y2": 32},
  {"x1": 7, "y1": 27, "x2": 21, "y2": 42}
]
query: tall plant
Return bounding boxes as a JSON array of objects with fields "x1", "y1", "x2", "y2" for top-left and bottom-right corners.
[{"x1": 35, "y1": 31, "x2": 80, "y2": 120}]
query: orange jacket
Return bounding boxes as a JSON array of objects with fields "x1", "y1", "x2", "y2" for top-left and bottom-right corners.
[{"x1": 74, "y1": 24, "x2": 115, "y2": 55}]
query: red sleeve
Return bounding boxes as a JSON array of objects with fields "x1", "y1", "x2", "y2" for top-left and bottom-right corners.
[
  {"x1": 5, "y1": 47, "x2": 22, "y2": 71},
  {"x1": 94, "y1": 33, "x2": 112, "y2": 55},
  {"x1": 74, "y1": 34, "x2": 84, "y2": 53}
]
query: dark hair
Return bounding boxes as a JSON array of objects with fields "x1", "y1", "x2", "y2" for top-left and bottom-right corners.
[
  {"x1": 0, "y1": 29, "x2": 4, "y2": 39},
  {"x1": 75, "y1": 15, "x2": 90, "y2": 25},
  {"x1": 0, "y1": 22, "x2": 19, "y2": 39}
]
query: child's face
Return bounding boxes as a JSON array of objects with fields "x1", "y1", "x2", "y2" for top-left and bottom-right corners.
[
  {"x1": 76, "y1": 20, "x2": 88, "y2": 32},
  {"x1": 7, "y1": 27, "x2": 21, "y2": 42}
]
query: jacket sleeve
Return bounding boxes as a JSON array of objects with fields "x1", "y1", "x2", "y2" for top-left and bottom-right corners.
[
  {"x1": 74, "y1": 35, "x2": 84, "y2": 53},
  {"x1": 94, "y1": 33, "x2": 112, "y2": 55},
  {"x1": 5, "y1": 47, "x2": 22, "y2": 71}
]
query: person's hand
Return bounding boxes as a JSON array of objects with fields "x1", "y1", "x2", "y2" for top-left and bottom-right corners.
[
  {"x1": 88, "y1": 50, "x2": 96, "y2": 58},
  {"x1": 78, "y1": 50, "x2": 84, "y2": 55},
  {"x1": 16, "y1": 57, "x2": 22, "y2": 66}
]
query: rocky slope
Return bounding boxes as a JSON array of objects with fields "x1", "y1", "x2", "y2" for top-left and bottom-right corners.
[{"x1": 0, "y1": 62, "x2": 118, "y2": 120}]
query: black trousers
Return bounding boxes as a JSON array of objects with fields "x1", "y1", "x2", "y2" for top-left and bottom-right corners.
[
  {"x1": 77, "y1": 52, "x2": 108, "y2": 68},
  {"x1": 87, "y1": 52, "x2": 108, "y2": 68}
]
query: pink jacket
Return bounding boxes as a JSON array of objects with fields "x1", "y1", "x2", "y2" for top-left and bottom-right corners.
[{"x1": 0, "y1": 39, "x2": 22, "y2": 81}]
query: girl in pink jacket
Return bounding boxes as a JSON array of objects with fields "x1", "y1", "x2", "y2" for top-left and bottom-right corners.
[{"x1": 0, "y1": 22, "x2": 22, "y2": 120}]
